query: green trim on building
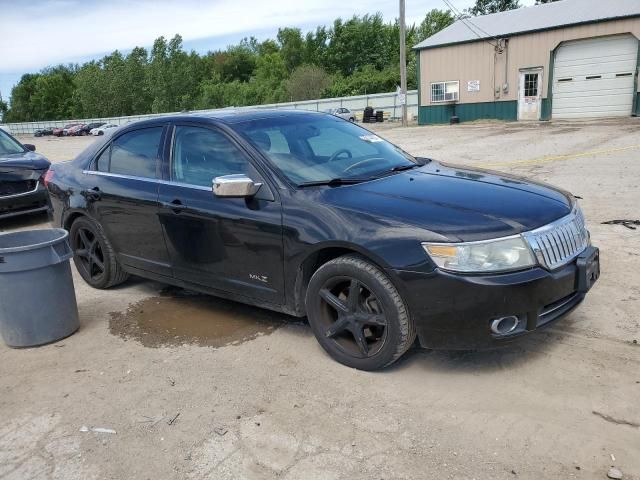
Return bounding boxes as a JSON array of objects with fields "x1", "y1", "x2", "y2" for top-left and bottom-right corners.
[
  {"x1": 633, "y1": 40, "x2": 640, "y2": 116},
  {"x1": 418, "y1": 101, "x2": 517, "y2": 125},
  {"x1": 541, "y1": 46, "x2": 557, "y2": 121},
  {"x1": 541, "y1": 98, "x2": 551, "y2": 120}
]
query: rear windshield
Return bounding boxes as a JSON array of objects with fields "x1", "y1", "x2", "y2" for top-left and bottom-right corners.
[
  {"x1": 0, "y1": 130, "x2": 25, "y2": 155},
  {"x1": 233, "y1": 115, "x2": 415, "y2": 185}
]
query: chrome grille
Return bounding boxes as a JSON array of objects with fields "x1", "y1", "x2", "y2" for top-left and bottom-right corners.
[{"x1": 523, "y1": 207, "x2": 589, "y2": 270}]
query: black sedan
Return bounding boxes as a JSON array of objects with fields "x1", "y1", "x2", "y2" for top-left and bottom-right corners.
[
  {"x1": 47, "y1": 111, "x2": 599, "y2": 370},
  {"x1": 0, "y1": 128, "x2": 51, "y2": 220}
]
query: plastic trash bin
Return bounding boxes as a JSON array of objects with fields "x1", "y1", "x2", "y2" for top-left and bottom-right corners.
[{"x1": 0, "y1": 228, "x2": 79, "y2": 347}]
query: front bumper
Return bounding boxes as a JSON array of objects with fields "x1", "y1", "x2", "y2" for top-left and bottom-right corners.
[
  {"x1": 391, "y1": 247, "x2": 598, "y2": 350},
  {"x1": 0, "y1": 182, "x2": 50, "y2": 220}
]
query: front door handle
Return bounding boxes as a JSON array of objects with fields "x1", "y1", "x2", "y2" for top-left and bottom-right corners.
[{"x1": 163, "y1": 199, "x2": 187, "y2": 214}]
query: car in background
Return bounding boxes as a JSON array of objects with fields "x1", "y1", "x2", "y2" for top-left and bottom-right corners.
[
  {"x1": 67, "y1": 124, "x2": 87, "y2": 136},
  {"x1": 327, "y1": 107, "x2": 356, "y2": 122},
  {"x1": 90, "y1": 123, "x2": 118, "y2": 136},
  {"x1": 53, "y1": 124, "x2": 78, "y2": 137},
  {"x1": 80, "y1": 122, "x2": 106, "y2": 135},
  {"x1": 46, "y1": 110, "x2": 599, "y2": 371},
  {"x1": 0, "y1": 127, "x2": 51, "y2": 219},
  {"x1": 34, "y1": 128, "x2": 54, "y2": 137}
]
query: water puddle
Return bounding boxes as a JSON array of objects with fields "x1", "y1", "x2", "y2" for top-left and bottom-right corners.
[{"x1": 109, "y1": 287, "x2": 286, "y2": 348}]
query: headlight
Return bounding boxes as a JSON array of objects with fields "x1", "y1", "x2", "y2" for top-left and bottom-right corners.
[{"x1": 422, "y1": 235, "x2": 536, "y2": 273}]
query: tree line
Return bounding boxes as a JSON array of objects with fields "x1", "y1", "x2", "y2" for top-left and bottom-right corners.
[{"x1": 2, "y1": 0, "x2": 532, "y2": 123}]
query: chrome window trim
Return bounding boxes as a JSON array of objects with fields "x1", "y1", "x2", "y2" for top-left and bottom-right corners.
[
  {"x1": 0, "y1": 180, "x2": 40, "y2": 199},
  {"x1": 82, "y1": 170, "x2": 212, "y2": 192}
]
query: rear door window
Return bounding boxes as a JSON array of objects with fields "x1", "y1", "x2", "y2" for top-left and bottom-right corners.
[{"x1": 102, "y1": 127, "x2": 163, "y2": 178}]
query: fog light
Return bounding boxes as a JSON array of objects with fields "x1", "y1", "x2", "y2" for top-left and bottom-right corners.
[{"x1": 490, "y1": 316, "x2": 520, "y2": 335}]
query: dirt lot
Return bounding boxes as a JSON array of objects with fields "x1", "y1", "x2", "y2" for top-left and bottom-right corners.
[{"x1": 1, "y1": 119, "x2": 639, "y2": 480}]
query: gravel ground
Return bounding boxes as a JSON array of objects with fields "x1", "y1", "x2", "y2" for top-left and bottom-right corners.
[{"x1": 1, "y1": 119, "x2": 639, "y2": 480}]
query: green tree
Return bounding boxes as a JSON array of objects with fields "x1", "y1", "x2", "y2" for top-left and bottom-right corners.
[
  {"x1": 0, "y1": 93, "x2": 8, "y2": 121},
  {"x1": 286, "y1": 65, "x2": 331, "y2": 101},
  {"x1": 277, "y1": 28, "x2": 305, "y2": 72},
  {"x1": 417, "y1": 9, "x2": 455, "y2": 41},
  {"x1": 467, "y1": 0, "x2": 520, "y2": 15},
  {"x1": 147, "y1": 36, "x2": 170, "y2": 113},
  {"x1": 326, "y1": 14, "x2": 388, "y2": 76}
]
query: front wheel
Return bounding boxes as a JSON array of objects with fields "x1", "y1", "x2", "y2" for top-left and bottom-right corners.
[
  {"x1": 305, "y1": 255, "x2": 416, "y2": 370},
  {"x1": 69, "y1": 216, "x2": 129, "y2": 289}
]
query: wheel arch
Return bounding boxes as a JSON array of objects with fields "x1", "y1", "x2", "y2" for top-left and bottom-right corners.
[
  {"x1": 292, "y1": 242, "x2": 397, "y2": 317},
  {"x1": 63, "y1": 209, "x2": 89, "y2": 231}
]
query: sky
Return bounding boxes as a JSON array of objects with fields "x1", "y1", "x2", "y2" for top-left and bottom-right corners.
[{"x1": 0, "y1": 0, "x2": 534, "y2": 103}]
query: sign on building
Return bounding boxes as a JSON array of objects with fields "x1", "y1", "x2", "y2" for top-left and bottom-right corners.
[{"x1": 467, "y1": 80, "x2": 480, "y2": 92}]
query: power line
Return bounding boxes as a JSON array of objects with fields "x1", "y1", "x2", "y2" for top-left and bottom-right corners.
[{"x1": 442, "y1": 0, "x2": 501, "y2": 48}]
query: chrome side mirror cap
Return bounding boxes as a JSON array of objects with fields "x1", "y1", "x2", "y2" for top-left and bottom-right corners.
[{"x1": 212, "y1": 174, "x2": 262, "y2": 198}]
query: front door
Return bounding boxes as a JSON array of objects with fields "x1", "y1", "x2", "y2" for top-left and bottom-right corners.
[
  {"x1": 84, "y1": 125, "x2": 171, "y2": 276},
  {"x1": 158, "y1": 124, "x2": 284, "y2": 305},
  {"x1": 518, "y1": 69, "x2": 543, "y2": 120}
]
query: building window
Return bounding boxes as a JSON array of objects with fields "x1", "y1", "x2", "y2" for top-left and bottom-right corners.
[
  {"x1": 524, "y1": 73, "x2": 538, "y2": 97},
  {"x1": 431, "y1": 81, "x2": 459, "y2": 103}
]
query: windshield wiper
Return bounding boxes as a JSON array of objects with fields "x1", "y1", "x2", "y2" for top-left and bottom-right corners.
[
  {"x1": 297, "y1": 177, "x2": 367, "y2": 188},
  {"x1": 389, "y1": 163, "x2": 419, "y2": 172}
]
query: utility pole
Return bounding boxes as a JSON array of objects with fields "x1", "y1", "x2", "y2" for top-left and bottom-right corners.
[{"x1": 399, "y1": 0, "x2": 408, "y2": 127}]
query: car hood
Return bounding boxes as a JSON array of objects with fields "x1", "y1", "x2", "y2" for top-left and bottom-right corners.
[
  {"x1": 0, "y1": 151, "x2": 51, "y2": 171},
  {"x1": 321, "y1": 162, "x2": 573, "y2": 242}
]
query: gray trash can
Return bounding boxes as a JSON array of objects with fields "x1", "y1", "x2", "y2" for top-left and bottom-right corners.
[{"x1": 0, "y1": 228, "x2": 80, "y2": 347}]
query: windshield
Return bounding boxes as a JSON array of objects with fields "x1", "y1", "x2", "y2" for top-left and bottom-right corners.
[
  {"x1": 0, "y1": 130, "x2": 25, "y2": 155},
  {"x1": 234, "y1": 114, "x2": 416, "y2": 185}
]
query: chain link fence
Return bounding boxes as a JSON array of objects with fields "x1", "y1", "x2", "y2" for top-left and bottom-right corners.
[{"x1": 1, "y1": 90, "x2": 418, "y2": 136}]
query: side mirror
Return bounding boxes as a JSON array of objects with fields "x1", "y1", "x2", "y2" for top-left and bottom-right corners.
[
  {"x1": 24, "y1": 144, "x2": 36, "y2": 152},
  {"x1": 212, "y1": 174, "x2": 262, "y2": 198}
]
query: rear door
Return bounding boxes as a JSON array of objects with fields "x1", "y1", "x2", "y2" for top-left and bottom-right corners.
[
  {"x1": 157, "y1": 123, "x2": 284, "y2": 304},
  {"x1": 83, "y1": 125, "x2": 171, "y2": 276}
]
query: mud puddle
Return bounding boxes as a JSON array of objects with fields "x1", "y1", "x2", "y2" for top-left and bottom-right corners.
[{"x1": 109, "y1": 287, "x2": 288, "y2": 348}]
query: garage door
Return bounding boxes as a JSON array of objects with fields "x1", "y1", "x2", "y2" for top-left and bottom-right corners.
[{"x1": 552, "y1": 35, "x2": 638, "y2": 119}]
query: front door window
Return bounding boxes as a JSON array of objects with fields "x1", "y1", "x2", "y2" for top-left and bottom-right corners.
[{"x1": 172, "y1": 126, "x2": 249, "y2": 186}]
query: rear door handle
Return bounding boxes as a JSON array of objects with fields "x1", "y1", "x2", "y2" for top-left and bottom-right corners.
[{"x1": 163, "y1": 199, "x2": 187, "y2": 214}]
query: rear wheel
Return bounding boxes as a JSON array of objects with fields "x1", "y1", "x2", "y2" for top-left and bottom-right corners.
[
  {"x1": 305, "y1": 255, "x2": 415, "y2": 370},
  {"x1": 69, "y1": 217, "x2": 129, "y2": 289}
]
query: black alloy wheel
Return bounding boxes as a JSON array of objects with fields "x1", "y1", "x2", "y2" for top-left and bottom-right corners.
[
  {"x1": 306, "y1": 255, "x2": 416, "y2": 370},
  {"x1": 69, "y1": 217, "x2": 129, "y2": 289},
  {"x1": 318, "y1": 276, "x2": 388, "y2": 358},
  {"x1": 73, "y1": 225, "x2": 106, "y2": 284}
]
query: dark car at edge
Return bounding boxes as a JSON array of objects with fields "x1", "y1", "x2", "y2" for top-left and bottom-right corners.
[
  {"x1": 0, "y1": 128, "x2": 51, "y2": 220},
  {"x1": 46, "y1": 110, "x2": 600, "y2": 370}
]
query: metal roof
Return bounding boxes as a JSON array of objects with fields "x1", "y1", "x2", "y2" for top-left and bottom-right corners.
[{"x1": 414, "y1": 0, "x2": 640, "y2": 50}]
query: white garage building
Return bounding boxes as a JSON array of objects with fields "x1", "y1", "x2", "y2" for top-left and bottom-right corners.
[{"x1": 414, "y1": 0, "x2": 640, "y2": 124}]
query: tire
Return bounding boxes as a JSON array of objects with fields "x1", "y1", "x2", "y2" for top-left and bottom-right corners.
[
  {"x1": 69, "y1": 216, "x2": 129, "y2": 289},
  {"x1": 305, "y1": 254, "x2": 416, "y2": 370},
  {"x1": 349, "y1": 117, "x2": 355, "y2": 122},
  {"x1": 98, "y1": 131, "x2": 104, "y2": 136}
]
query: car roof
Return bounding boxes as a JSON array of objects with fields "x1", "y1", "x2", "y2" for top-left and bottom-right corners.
[{"x1": 120, "y1": 109, "x2": 328, "y2": 130}]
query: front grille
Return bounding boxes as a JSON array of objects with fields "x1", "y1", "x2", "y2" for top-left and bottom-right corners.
[
  {"x1": 0, "y1": 180, "x2": 37, "y2": 197},
  {"x1": 523, "y1": 207, "x2": 589, "y2": 270}
]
